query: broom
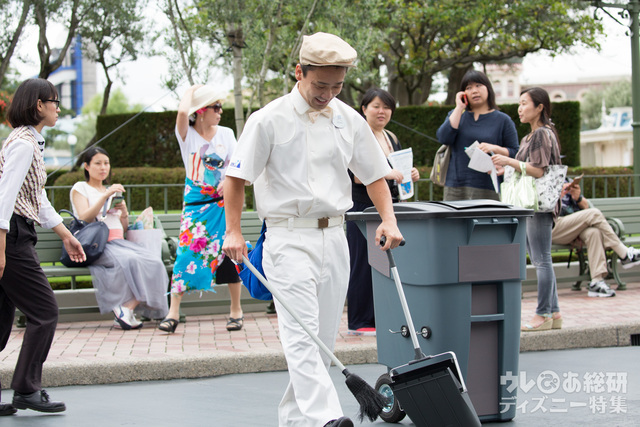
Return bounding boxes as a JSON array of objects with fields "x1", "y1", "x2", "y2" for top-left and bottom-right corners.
[{"x1": 242, "y1": 255, "x2": 388, "y2": 422}]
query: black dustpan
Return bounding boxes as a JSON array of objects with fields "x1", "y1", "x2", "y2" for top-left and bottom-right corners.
[{"x1": 382, "y1": 238, "x2": 481, "y2": 427}]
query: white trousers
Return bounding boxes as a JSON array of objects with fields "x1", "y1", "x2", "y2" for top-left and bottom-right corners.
[{"x1": 263, "y1": 225, "x2": 349, "y2": 427}]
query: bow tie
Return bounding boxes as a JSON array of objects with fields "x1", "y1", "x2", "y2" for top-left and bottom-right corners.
[{"x1": 307, "y1": 107, "x2": 332, "y2": 123}]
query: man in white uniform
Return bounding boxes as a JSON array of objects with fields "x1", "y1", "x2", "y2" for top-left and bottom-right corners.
[{"x1": 222, "y1": 32, "x2": 403, "y2": 427}]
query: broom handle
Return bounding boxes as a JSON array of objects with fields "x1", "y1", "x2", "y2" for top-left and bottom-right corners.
[
  {"x1": 381, "y1": 237, "x2": 426, "y2": 360},
  {"x1": 242, "y1": 255, "x2": 347, "y2": 372}
]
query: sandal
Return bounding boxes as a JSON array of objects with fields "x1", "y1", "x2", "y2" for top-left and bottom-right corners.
[
  {"x1": 226, "y1": 316, "x2": 244, "y2": 331},
  {"x1": 521, "y1": 315, "x2": 553, "y2": 332},
  {"x1": 158, "y1": 318, "x2": 179, "y2": 333},
  {"x1": 551, "y1": 313, "x2": 563, "y2": 330}
]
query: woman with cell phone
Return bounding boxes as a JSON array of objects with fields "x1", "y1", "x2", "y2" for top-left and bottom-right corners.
[
  {"x1": 436, "y1": 69, "x2": 520, "y2": 201},
  {"x1": 70, "y1": 147, "x2": 169, "y2": 330}
]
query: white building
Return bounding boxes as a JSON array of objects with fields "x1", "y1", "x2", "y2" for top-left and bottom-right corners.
[{"x1": 580, "y1": 106, "x2": 633, "y2": 167}]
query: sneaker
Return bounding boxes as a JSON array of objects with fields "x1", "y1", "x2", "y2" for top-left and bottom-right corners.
[
  {"x1": 347, "y1": 327, "x2": 376, "y2": 336},
  {"x1": 620, "y1": 247, "x2": 640, "y2": 269},
  {"x1": 127, "y1": 309, "x2": 143, "y2": 329},
  {"x1": 587, "y1": 280, "x2": 616, "y2": 298},
  {"x1": 113, "y1": 306, "x2": 143, "y2": 330}
]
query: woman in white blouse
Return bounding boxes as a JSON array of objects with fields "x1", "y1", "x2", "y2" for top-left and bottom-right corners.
[
  {"x1": 70, "y1": 147, "x2": 168, "y2": 330},
  {"x1": 1, "y1": 78, "x2": 84, "y2": 414}
]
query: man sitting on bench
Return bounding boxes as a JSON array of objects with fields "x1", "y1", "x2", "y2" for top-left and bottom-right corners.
[{"x1": 552, "y1": 180, "x2": 640, "y2": 297}]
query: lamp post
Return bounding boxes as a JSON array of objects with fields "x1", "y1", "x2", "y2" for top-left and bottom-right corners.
[
  {"x1": 590, "y1": 0, "x2": 640, "y2": 195},
  {"x1": 67, "y1": 134, "x2": 77, "y2": 168}
]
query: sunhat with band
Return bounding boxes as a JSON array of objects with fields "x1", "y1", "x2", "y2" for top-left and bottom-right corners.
[{"x1": 188, "y1": 85, "x2": 226, "y2": 116}]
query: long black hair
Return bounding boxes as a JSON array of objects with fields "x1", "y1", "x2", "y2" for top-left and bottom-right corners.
[{"x1": 521, "y1": 87, "x2": 561, "y2": 151}]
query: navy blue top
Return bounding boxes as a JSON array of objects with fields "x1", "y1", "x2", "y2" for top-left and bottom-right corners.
[{"x1": 436, "y1": 109, "x2": 519, "y2": 191}]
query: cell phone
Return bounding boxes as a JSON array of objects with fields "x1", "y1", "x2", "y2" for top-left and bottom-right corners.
[
  {"x1": 570, "y1": 174, "x2": 584, "y2": 188},
  {"x1": 110, "y1": 192, "x2": 124, "y2": 209},
  {"x1": 462, "y1": 94, "x2": 468, "y2": 105}
]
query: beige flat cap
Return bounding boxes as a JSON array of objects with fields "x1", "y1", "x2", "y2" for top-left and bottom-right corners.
[{"x1": 299, "y1": 32, "x2": 357, "y2": 68}]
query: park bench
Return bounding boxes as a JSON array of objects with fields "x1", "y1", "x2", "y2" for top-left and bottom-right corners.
[
  {"x1": 21, "y1": 211, "x2": 263, "y2": 324},
  {"x1": 522, "y1": 196, "x2": 640, "y2": 292}
]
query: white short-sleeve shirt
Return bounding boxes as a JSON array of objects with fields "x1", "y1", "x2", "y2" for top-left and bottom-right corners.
[
  {"x1": 175, "y1": 125, "x2": 237, "y2": 181},
  {"x1": 226, "y1": 84, "x2": 390, "y2": 221}
]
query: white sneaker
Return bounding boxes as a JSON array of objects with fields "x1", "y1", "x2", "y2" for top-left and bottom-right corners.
[
  {"x1": 113, "y1": 306, "x2": 143, "y2": 330},
  {"x1": 587, "y1": 280, "x2": 616, "y2": 298},
  {"x1": 620, "y1": 247, "x2": 640, "y2": 269},
  {"x1": 127, "y1": 308, "x2": 143, "y2": 329}
]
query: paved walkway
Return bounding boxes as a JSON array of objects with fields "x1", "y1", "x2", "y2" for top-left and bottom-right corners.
[{"x1": 2, "y1": 282, "x2": 639, "y2": 389}]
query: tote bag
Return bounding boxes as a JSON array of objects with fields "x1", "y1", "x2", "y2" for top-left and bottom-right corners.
[
  {"x1": 500, "y1": 163, "x2": 538, "y2": 210},
  {"x1": 536, "y1": 164, "x2": 568, "y2": 212}
]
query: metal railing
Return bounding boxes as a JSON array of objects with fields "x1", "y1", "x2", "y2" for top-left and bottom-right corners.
[
  {"x1": 46, "y1": 174, "x2": 640, "y2": 212},
  {"x1": 407, "y1": 173, "x2": 639, "y2": 202},
  {"x1": 47, "y1": 184, "x2": 186, "y2": 214}
]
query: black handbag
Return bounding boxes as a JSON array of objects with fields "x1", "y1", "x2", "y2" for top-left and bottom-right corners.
[{"x1": 59, "y1": 209, "x2": 109, "y2": 267}]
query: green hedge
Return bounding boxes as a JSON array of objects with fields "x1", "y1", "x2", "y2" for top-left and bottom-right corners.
[
  {"x1": 53, "y1": 167, "x2": 187, "y2": 213},
  {"x1": 95, "y1": 102, "x2": 581, "y2": 169},
  {"x1": 53, "y1": 167, "x2": 258, "y2": 212}
]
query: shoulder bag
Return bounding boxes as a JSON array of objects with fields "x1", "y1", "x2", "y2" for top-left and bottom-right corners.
[
  {"x1": 430, "y1": 144, "x2": 450, "y2": 187},
  {"x1": 59, "y1": 209, "x2": 109, "y2": 267}
]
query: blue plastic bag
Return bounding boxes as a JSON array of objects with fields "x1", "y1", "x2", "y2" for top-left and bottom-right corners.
[{"x1": 238, "y1": 222, "x2": 272, "y2": 300}]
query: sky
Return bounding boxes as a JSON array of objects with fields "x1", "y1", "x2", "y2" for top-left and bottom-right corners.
[{"x1": 14, "y1": 6, "x2": 634, "y2": 113}]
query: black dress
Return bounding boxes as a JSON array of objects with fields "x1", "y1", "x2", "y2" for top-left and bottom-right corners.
[{"x1": 346, "y1": 130, "x2": 401, "y2": 330}]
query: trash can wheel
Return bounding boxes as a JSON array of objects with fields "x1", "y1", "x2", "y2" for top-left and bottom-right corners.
[{"x1": 375, "y1": 373, "x2": 406, "y2": 423}]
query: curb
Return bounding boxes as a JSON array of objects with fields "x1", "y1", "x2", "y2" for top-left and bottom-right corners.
[{"x1": 3, "y1": 322, "x2": 638, "y2": 389}]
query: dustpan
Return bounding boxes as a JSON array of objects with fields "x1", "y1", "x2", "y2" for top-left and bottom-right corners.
[{"x1": 381, "y1": 237, "x2": 481, "y2": 427}]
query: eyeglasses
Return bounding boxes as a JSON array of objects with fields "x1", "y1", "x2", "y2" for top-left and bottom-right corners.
[
  {"x1": 45, "y1": 99, "x2": 60, "y2": 108},
  {"x1": 205, "y1": 103, "x2": 222, "y2": 113}
]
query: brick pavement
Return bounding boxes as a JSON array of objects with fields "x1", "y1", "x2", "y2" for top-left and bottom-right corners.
[{"x1": 1, "y1": 282, "x2": 639, "y2": 388}]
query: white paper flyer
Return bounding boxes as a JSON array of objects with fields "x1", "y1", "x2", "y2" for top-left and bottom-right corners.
[{"x1": 388, "y1": 148, "x2": 414, "y2": 200}]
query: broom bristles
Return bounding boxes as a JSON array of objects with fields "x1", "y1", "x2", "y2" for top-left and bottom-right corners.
[{"x1": 343, "y1": 368, "x2": 390, "y2": 422}]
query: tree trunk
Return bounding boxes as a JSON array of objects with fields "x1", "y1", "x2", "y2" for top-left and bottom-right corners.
[
  {"x1": 257, "y1": 1, "x2": 282, "y2": 108},
  {"x1": 100, "y1": 75, "x2": 112, "y2": 116},
  {"x1": 445, "y1": 64, "x2": 473, "y2": 105},
  {"x1": 0, "y1": 0, "x2": 31, "y2": 88},
  {"x1": 35, "y1": 0, "x2": 80, "y2": 79},
  {"x1": 227, "y1": 23, "x2": 245, "y2": 136}
]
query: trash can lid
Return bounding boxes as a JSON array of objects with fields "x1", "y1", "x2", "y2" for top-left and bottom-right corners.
[{"x1": 346, "y1": 199, "x2": 534, "y2": 221}]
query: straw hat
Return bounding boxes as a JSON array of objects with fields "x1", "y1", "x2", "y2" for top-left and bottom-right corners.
[
  {"x1": 299, "y1": 32, "x2": 357, "y2": 68},
  {"x1": 188, "y1": 86, "x2": 226, "y2": 116}
]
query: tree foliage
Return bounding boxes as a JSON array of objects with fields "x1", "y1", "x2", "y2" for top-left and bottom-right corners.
[
  {"x1": 77, "y1": 0, "x2": 147, "y2": 115},
  {"x1": 369, "y1": 0, "x2": 603, "y2": 105}
]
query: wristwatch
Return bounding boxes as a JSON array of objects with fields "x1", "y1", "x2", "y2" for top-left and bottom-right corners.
[{"x1": 576, "y1": 195, "x2": 583, "y2": 203}]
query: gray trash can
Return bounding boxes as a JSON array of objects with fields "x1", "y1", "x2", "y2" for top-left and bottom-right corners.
[{"x1": 346, "y1": 200, "x2": 533, "y2": 422}]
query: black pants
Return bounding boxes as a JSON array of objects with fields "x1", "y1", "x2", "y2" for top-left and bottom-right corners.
[
  {"x1": 0, "y1": 214, "x2": 58, "y2": 395},
  {"x1": 346, "y1": 201, "x2": 376, "y2": 330}
]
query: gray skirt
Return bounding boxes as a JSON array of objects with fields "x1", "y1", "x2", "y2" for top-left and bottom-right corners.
[{"x1": 88, "y1": 239, "x2": 169, "y2": 319}]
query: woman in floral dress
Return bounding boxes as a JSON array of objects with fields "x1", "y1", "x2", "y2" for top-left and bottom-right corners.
[{"x1": 158, "y1": 85, "x2": 243, "y2": 333}]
